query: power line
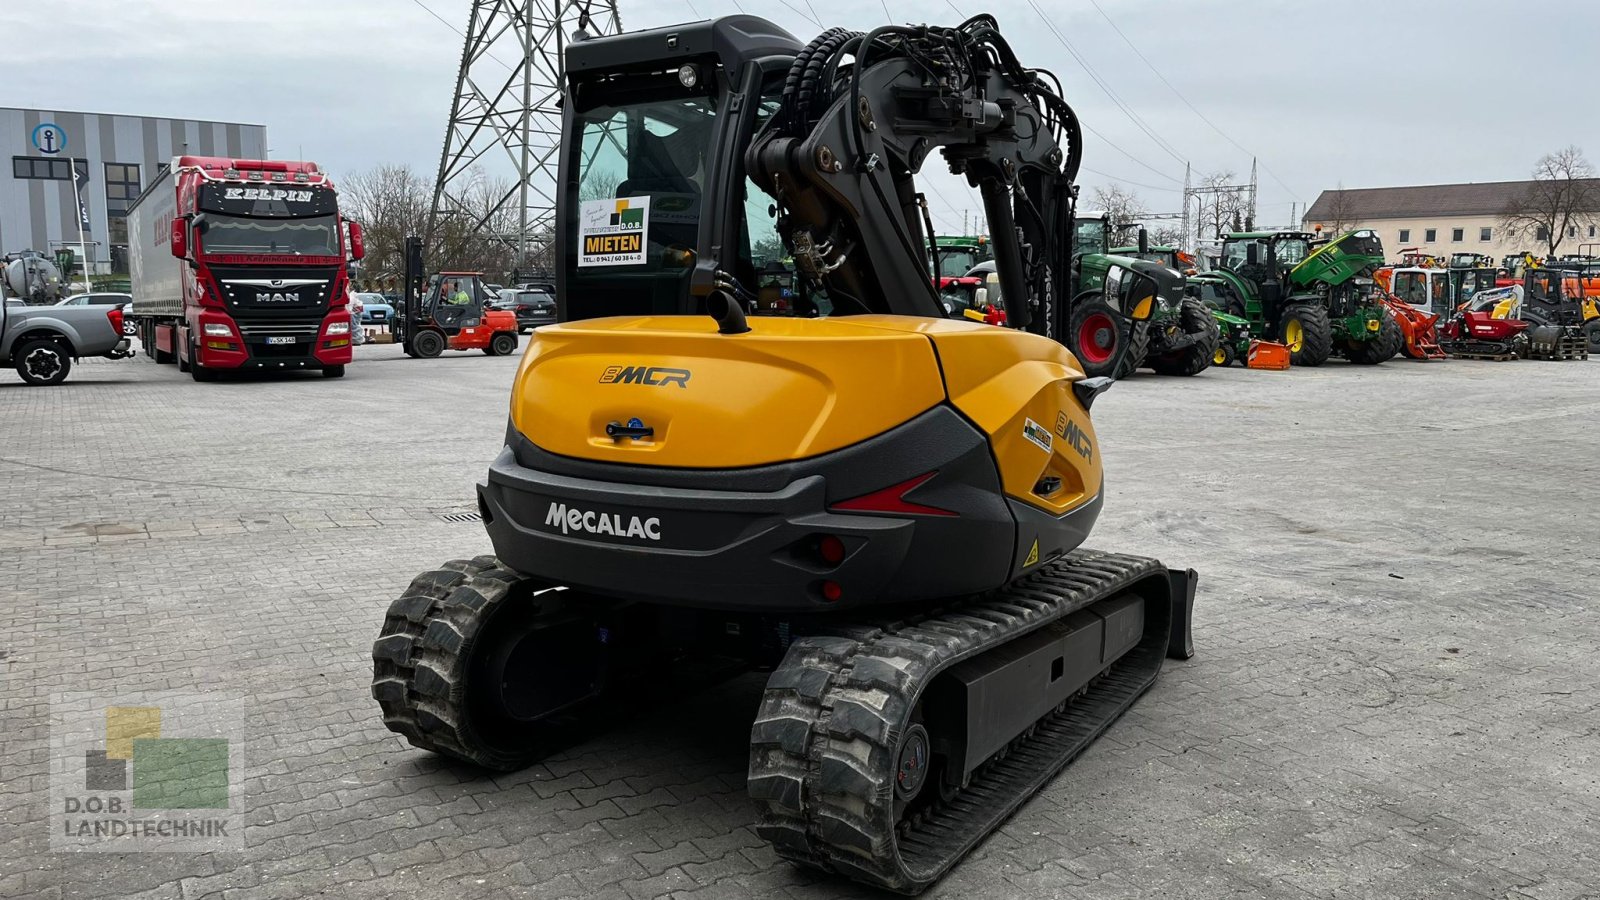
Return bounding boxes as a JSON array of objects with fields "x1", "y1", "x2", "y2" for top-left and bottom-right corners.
[
  {"x1": 1079, "y1": 166, "x2": 1184, "y2": 194},
  {"x1": 1081, "y1": 0, "x2": 1303, "y2": 202},
  {"x1": 1023, "y1": 0, "x2": 1188, "y2": 169},
  {"x1": 1081, "y1": 122, "x2": 1184, "y2": 185},
  {"x1": 408, "y1": 0, "x2": 516, "y2": 72},
  {"x1": 777, "y1": 0, "x2": 823, "y2": 29}
]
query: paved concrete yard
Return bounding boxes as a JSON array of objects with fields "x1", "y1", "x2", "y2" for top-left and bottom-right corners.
[{"x1": 3, "y1": 345, "x2": 1598, "y2": 900}]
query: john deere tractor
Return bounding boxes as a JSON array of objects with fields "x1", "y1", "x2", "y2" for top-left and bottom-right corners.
[
  {"x1": 1189, "y1": 230, "x2": 1399, "y2": 366},
  {"x1": 1070, "y1": 214, "x2": 1218, "y2": 377}
]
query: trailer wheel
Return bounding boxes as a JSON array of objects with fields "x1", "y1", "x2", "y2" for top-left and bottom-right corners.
[
  {"x1": 15, "y1": 338, "x2": 71, "y2": 386},
  {"x1": 490, "y1": 332, "x2": 518, "y2": 356},
  {"x1": 413, "y1": 330, "x2": 446, "y2": 359}
]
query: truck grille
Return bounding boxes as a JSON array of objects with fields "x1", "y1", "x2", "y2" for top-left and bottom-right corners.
[{"x1": 237, "y1": 323, "x2": 320, "y2": 338}]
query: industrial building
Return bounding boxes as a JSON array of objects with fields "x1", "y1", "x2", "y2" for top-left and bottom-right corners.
[
  {"x1": 1, "y1": 107, "x2": 266, "y2": 278},
  {"x1": 1303, "y1": 180, "x2": 1600, "y2": 261}
]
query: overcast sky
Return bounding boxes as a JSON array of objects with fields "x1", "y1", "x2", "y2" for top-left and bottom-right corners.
[{"x1": 10, "y1": 0, "x2": 1598, "y2": 233}]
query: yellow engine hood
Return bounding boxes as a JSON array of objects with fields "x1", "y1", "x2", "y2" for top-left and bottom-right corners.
[{"x1": 510, "y1": 315, "x2": 947, "y2": 468}]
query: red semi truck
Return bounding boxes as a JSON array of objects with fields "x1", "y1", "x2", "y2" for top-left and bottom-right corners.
[{"x1": 125, "y1": 156, "x2": 363, "y2": 380}]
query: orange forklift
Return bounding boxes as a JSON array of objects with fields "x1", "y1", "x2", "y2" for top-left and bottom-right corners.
[{"x1": 393, "y1": 237, "x2": 520, "y2": 358}]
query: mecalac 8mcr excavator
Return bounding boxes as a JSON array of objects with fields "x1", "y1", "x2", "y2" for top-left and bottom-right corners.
[{"x1": 372, "y1": 14, "x2": 1198, "y2": 893}]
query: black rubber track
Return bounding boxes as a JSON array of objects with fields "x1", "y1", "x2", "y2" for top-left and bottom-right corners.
[
  {"x1": 1342, "y1": 310, "x2": 1402, "y2": 365},
  {"x1": 372, "y1": 556, "x2": 557, "y2": 771},
  {"x1": 1281, "y1": 303, "x2": 1332, "y2": 367},
  {"x1": 748, "y1": 550, "x2": 1174, "y2": 894},
  {"x1": 1147, "y1": 297, "x2": 1221, "y2": 376}
]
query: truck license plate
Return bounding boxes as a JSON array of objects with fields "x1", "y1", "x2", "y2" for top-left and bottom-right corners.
[{"x1": 266, "y1": 336, "x2": 296, "y2": 345}]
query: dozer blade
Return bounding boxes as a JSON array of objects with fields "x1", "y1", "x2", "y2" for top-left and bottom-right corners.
[{"x1": 749, "y1": 550, "x2": 1196, "y2": 894}]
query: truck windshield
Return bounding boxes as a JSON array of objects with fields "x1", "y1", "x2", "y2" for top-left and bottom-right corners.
[{"x1": 201, "y1": 215, "x2": 340, "y2": 256}]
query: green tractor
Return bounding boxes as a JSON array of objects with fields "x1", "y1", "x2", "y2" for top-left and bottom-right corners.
[
  {"x1": 1069, "y1": 214, "x2": 1219, "y2": 377},
  {"x1": 1187, "y1": 229, "x2": 1399, "y2": 366}
]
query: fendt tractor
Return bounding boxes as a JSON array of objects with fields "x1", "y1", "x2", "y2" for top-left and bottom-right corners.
[
  {"x1": 1070, "y1": 213, "x2": 1218, "y2": 377},
  {"x1": 1189, "y1": 229, "x2": 1399, "y2": 366},
  {"x1": 125, "y1": 157, "x2": 363, "y2": 380},
  {"x1": 371, "y1": 15, "x2": 1197, "y2": 894}
]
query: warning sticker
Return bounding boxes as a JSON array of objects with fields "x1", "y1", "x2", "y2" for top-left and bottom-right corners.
[
  {"x1": 578, "y1": 196, "x2": 650, "y2": 267},
  {"x1": 1023, "y1": 538, "x2": 1040, "y2": 567},
  {"x1": 1022, "y1": 417, "x2": 1053, "y2": 453}
]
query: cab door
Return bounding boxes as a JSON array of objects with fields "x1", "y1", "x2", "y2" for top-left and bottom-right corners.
[{"x1": 428, "y1": 277, "x2": 487, "y2": 335}]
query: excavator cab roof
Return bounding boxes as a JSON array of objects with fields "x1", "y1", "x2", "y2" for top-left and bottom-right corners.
[{"x1": 566, "y1": 15, "x2": 801, "y2": 75}]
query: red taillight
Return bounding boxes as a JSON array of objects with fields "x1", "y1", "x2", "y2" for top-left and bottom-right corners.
[
  {"x1": 818, "y1": 535, "x2": 846, "y2": 565},
  {"x1": 820, "y1": 581, "x2": 843, "y2": 602},
  {"x1": 830, "y1": 472, "x2": 956, "y2": 517},
  {"x1": 107, "y1": 307, "x2": 123, "y2": 335}
]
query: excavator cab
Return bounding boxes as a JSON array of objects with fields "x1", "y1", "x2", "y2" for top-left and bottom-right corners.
[{"x1": 558, "y1": 20, "x2": 800, "y2": 323}]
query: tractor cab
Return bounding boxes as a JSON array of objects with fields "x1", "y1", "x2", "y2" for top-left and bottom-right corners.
[
  {"x1": 1071, "y1": 212, "x2": 1111, "y2": 258},
  {"x1": 1215, "y1": 232, "x2": 1315, "y2": 318},
  {"x1": 1389, "y1": 267, "x2": 1452, "y2": 318},
  {"x1": 1449, "y1": 268, "x2": 1499, "y2": 306},
  {"x1": 1523, "y1": 268, "x2": 1590, "y2": 325}
]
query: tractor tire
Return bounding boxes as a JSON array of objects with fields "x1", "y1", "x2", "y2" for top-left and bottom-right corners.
[
  {"x1": 1344, "y1": 311, "x2": 1402, "y2": 365},
  {"x1": 1147, "y1": 298, "x2": 1220, "y2": 376},
  {"x1": 1120, "y1": 324, "x2": 1150, "y2": 379},
  {"x1": 1279, "y1": 304, "x2": 1332, "y2": 367},
  {"x1": 372, "y1": 557, "x2": 558, "y2": 772},
  {"x1": 15, "y1": 338, "x2": 71, "y2": 386},
  {"x1": 1585, "y1": 319, "x2": 1600, "y2": 354},
  {"x1": 1067, "y1": 297, "x2": 1127, "y2": 379},
  {"x1": 413, "y1": 329, "x2": 446, "y2": 359},
  {"x1": 322, "y1": 365, "x2": 346, "y2": 378},
  {"x1": 1214, "y1": 341, "x2": 1237, "y2": 368}
]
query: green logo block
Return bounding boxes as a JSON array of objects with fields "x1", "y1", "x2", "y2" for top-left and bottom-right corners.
[{"x1": 131, "y1": 738, "x2": 229, "y2": 810}]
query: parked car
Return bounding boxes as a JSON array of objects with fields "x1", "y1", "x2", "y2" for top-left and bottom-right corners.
[
  {"x1": 353, "y1": 292, "x2": 395, "y2": 327},
  {"x1": 118, "y1": 301, "x2": 138, "y2": 335},
  {"x1": 499, "y1": 289, "x2": 557, "y2": 332},
  {"x1": 56, "y1": 292, "x2": 132, "y2": 310},
  {"x1": 1, "y1": 298, "x2": 134, "y2": 385}
]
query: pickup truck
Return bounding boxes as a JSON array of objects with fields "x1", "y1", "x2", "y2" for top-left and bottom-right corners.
[{"x1": 1, "y1": 299, "x2": 134, "y2": 385}]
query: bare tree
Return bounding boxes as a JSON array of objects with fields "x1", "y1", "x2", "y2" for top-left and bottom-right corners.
[
  {"x1": 1090, "y1": 184, "x2": 1147, "y2": 245},
  {"x1": 1150, "y1": 224, "x2": 1185, "y2": 248},
  {"x1": 1500, "y1": 146, "x2": 1600, "y2": 257},
  {"x1": 1317, "y1": 183, "x2": 1359, "y2": 236},
  {"x1": 1194, "y1": 170, "x2": 1251, "y2": 240},
  {"x1": 339, "y1": 164, "x2": 432, "y2": 288},
  {"x1": 338, "y1": 163, "x2": 531, "y2": 288}
]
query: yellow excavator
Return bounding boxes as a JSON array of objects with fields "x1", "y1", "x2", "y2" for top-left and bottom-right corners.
[{"x1": 372, "y1": 15, "x2": 1197, "y2": 893}]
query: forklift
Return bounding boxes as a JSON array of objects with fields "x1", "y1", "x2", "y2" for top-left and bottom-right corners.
[{"x1": 392, "y1": 235, "x2": 520, "y2": 358}]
